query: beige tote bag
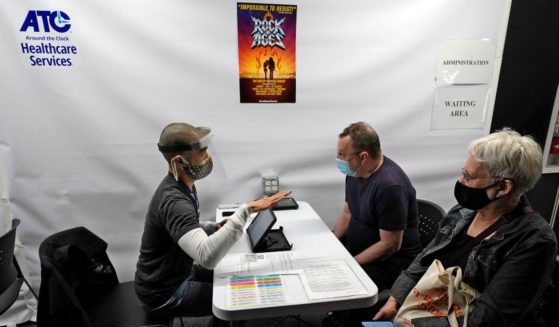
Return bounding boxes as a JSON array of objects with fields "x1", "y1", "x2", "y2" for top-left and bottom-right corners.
[{"x1": 396, "y1": 259, "x2": 478, "y2": 327}]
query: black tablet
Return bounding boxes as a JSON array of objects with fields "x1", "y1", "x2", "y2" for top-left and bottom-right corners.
[
  {"x1": 247, "y1": 209, "x2": 277, "y2": 251},
  {"x1": 271, "y1": 197, "x2": 299, "y2": 210}
]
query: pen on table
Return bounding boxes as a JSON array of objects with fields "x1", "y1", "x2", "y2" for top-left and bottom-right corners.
[{"x1": 218, "y1": 203, "x2": 241, "y2": 209}]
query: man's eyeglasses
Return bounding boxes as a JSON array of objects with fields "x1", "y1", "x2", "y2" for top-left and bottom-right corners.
[
  {"x1": 460, "y1": 168, "x2": 496, "y2": 183},
  {"x1": 337, "y1": 151, "x2": 362, "y2": 161}
]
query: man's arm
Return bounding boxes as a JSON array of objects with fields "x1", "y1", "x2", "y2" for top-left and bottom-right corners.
[
  {"x1": 199, "y1": 221, "x2": 217, "y2": 235},
  {"x1": 354, "y1": 229, "x2": 403, "y2": 265},
  {"x1": 178, "y1": 190, "x2": 292, "y2": 269},
  {"x1": 333, "y1": 201, "x2": 351, "y2": 239},
  {"x1": 354, "y1": 184, "x2": 408, "y2": 265},
  {"x1": 178, "y1": 204, "x2": 251, "y2": 269}
]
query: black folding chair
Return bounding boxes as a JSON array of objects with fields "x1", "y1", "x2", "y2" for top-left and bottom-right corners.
[
  {"x1": 37, "y1": 226, "x2": 175, "y2": 327},
  {"x1": 417, "y1": 199, "x2": 446, "y2": 249}
]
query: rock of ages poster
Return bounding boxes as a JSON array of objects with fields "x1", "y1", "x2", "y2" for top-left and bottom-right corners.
[{"x1": 237, "y1": 3, "x2": 297, "y2": 103}]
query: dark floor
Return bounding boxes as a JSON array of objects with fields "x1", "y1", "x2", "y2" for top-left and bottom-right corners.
[{"x1": 11, "y1": 314, "x2": 327, "y2": 327}]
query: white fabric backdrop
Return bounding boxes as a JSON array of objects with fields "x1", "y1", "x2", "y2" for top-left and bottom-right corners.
[{"x1": 0, "y1": 0, "x2": 509, "y2": 318}]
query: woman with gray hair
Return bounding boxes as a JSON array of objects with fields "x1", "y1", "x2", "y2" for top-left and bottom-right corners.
[{"x1": 373, "y1": 128, "x2": 557, "y2": 327}]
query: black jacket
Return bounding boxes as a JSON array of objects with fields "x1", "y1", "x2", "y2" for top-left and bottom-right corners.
[
  {"x1": 37, "y1": 227, "x2": 118, "y2": 327},
  {"x1": 391, "y1": 200, "x2": 557, "y2": 327}
]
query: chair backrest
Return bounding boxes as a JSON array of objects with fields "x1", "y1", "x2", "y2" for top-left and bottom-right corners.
[
  {"x1": 37, "y1": 226, "x2": 119, "y2": 327},
  {"x1": 0, "y1": 219, "x2": 23, "y2": 315},
  {"x1": 37, "y1": 226, "x2": 169, "y2": 327},
  {"x1": 417, "y1": 199, "x2": 446, "y2": 249}
]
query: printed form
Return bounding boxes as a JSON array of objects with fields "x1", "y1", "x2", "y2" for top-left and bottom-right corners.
[
  {"x1": 217, "y1": 252, "x2": 296, "y2": 276},
  {"x1": 298, "y1": 259, "x2": 368, "y2": 300},
  {"x1": 227, "y1": 274, "x2": 287, "y2": 308},
  {"x1": 222, "y1": 254, "x2": 367, "y2": 306}
]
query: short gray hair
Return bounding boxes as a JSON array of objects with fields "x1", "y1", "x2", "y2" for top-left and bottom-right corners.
[{"x1": 468, "y1": 128, "x2": 542, "y2": 196}]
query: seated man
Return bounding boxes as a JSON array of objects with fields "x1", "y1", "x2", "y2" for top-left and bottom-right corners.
[
  {"x1": 134, "y1": 122, "x2": 290, "y2": 323},
  {"x1": 327, "y1": 122, "x2": 421, "y2": 326}
]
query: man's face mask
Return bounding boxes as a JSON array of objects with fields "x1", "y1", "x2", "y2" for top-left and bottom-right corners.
[
  {"x1": 183, "y1": 156, "x2": 213, "y2": 180},
  {"x1": 336, "y1": 158, "x2": 357, "y2": 177},
  {"x1": 453, "y1": 180, "x2": 501, "y2": 210}
]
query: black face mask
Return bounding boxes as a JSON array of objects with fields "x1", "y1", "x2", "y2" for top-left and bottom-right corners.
[{"x1": 454, "y1": 180, "x2": 500, "y2": 210}]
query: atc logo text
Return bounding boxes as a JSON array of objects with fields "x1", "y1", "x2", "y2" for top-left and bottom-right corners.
[{"x1": 20, "y1": 11, "x2": 71, "y2": 33}]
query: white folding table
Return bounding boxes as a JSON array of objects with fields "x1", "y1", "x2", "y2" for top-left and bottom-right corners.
[{"x1": 212, "y1": 201, "x2": 378, "y2": 321}]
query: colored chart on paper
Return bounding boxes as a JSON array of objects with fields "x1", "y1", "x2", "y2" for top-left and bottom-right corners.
[{"x1": 227, "y1": 274, "x2": 287, "y2": 307}]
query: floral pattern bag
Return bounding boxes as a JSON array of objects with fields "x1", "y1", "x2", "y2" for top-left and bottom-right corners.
[{"x1": 396, "y1": 259, "x2": 479, "y2": 327}]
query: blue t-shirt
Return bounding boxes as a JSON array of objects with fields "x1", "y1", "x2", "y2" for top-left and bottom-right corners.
[{"x1": 345, "y1": 156, "x2": 421, "y2": 258}]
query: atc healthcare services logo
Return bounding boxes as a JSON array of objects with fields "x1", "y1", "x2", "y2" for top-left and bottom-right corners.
[
  {"x1": 19, "y1": 10, "x2": 79, "y2": 67},
  {"x1": 20, "y1": 10, "x2": 71, "y2": 33}
]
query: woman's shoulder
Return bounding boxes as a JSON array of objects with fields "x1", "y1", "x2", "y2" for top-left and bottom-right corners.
[{"x1": 510, "y1": 211, "x2": 557, "y2": 244}]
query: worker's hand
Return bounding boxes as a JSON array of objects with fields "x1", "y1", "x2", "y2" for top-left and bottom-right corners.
[
  {"x1": 247, "y1": 190, "x2": 292, "y2": 212},
  {"x1": 215, "y1": 219, "x2": 228, "y2": 231}
]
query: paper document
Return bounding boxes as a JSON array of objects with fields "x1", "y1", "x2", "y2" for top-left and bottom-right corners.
[
  {"x1": 299, "y1": 260, "x2": 367, "y2": 300},
  {"x1": 217, "y1": 252, "x2": 296, "y2": 276},
  {"x1": 227, "y1": 274, "x2": 287, "y2": 307}
]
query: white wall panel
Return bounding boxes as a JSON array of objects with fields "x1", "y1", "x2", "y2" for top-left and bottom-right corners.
[{"x1": 0, "y1": 0, "x2": 509, "y2": 301}]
